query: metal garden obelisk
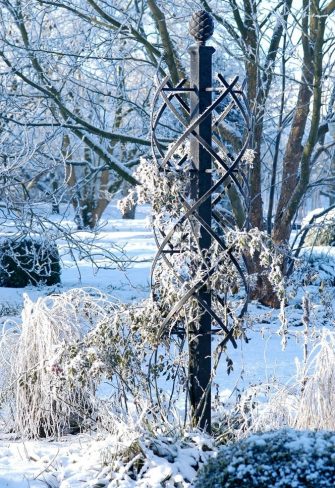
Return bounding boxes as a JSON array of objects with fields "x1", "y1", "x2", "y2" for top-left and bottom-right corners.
[
  {"x1": 151, "y1": 9, "x2": 250, "y2": 436},
  {"x1": 188, "y1": 11, "x2": 215, "y2": 433}
]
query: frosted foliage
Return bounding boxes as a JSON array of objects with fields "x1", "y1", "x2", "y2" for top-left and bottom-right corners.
[
  {"x1": 303, "y1": 208, "x2": 335, "y2": 246},
  {"x1": 10, "y1": 289, "x2": 104, "y2": 438},
  {"x1": 120, "y1": 159, "x2": 286, "y2": 339},
  {"x1": 119, "y1": 157, "x2": 185, "y2": 224},
  {"x1": 241, "y1": 148, "x2": 255, "y2": 168},
  {"x1": 195, "y1": 429, "x2": 335, "y2": 488}
]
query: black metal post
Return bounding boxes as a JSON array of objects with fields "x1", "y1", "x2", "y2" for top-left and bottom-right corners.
[{"x1": 188, "y1": 11, "x2": 215, "y2": 433}]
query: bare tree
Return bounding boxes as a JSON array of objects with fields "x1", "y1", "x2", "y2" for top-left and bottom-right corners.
[
  {"x1": 200, "y1": 0, "x2": 335, "y2": 304},
  {"x1": 1, "y1": 0, "x2": 335, "y2": 301}
]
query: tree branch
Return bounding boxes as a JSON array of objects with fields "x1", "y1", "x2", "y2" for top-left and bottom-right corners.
[{"x1": 147, "y1": 0, "x2": 185, "y2": 84}]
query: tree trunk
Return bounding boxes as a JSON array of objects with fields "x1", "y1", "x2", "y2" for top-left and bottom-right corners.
[{"x1": 246, "y1": 251, "x2": 281, "y2": 308}]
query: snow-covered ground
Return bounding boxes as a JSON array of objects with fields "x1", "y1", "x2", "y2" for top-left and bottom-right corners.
[
  {"x1": 0, "y1": 204, "x2": 154, "y2": 310},
  {"x1": 0, "y1": 203, "x2": 334, "y2": 487},
  {"x1": 0, "y1": 431, "x2": 217, "y2": 488}
]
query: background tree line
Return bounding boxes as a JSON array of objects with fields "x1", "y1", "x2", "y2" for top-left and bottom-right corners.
[{"x1": 1, "y1": 0, "x2": 335, "y2": 302}]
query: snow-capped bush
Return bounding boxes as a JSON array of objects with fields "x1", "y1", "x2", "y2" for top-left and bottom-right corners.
[
  {"x1": 194, "y1": 429, "x2": 335, "y2": 488},
  {"x1": 96, "y1": 430, "x2": 215, "y2": 487},
  {"x1": 0, "y1": 236, "x2": 60, "y2": 287},
  {"x1": 119, "y1": 157, "x2": 287, "y2": 377},
  {"x1": 302, "y1": 207, "x2": 335, "y2": 247},
  {"x1": 1, "y1": 287, "x2": 181, "y2": 438},
  {"x1": 296, "y1": 251, "x2": 335, "y2": 286},
  {"x1": 0, "y1": 285, "x2": 190, "y2": 437}
]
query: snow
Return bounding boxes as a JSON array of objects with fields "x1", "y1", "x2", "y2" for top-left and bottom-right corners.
[
  {"x1": 0, "y1": 432, "x2": 215, "y2": 487},
  {"x1": 0, "y1": 435, "x2": 118, "y2": 488},
  {"x1": 0, "y1": 205, "x2": 154, "y2": 311},
  {"x1": 0, "y1": 202, "x2": 334, "y2": 486}
]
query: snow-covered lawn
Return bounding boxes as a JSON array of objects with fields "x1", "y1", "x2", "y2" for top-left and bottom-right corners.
[{"x1": 0, "y1": 203, "x2": 334, "y2": 487}]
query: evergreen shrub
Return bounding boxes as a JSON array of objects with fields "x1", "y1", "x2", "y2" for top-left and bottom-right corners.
[
  {"x1": 194, "y1": 429, "x2": 335, "y2": 488},
  {"x1": 0, "y1": 237, "x2": 61, "y2": 287}
]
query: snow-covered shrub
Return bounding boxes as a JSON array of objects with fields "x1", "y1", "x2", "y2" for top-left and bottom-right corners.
[
  {"x1": 194, "y1": 429, "x2": 335, "y2": 488},
  {"x1": 302, "y1": 207, "x2": 335, "y2": 247},
  {"x1": 293, "y1": 248, "x2": 335, "y2": 286},
  {"x1": 98, "y1": 430, "x2": 215, "y2": 487},
  {"x1": 0, "y1": 285, "x2": 189, "y2": 438},
  {"x1": 2, "y1": 288, "x2": 171, "y2": 438},
  {"x1": 0, "y1": 237, "x2": 61, "y2": 287}
]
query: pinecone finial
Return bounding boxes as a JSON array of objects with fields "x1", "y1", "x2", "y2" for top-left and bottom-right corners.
[{"x1": 189, "y1": 10, "x2": 214, "y2": 45}]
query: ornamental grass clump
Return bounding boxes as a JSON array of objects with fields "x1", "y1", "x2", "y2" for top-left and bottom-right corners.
[
  {"x1": 194, "y1": 429, "x2": 335, "y2": 488},
  {"x1": 230, "y1": 330, "x2": 335, "y2": 435},
  {"x1": 10, "y1": 289, "x2": 103, "y2": 438}
]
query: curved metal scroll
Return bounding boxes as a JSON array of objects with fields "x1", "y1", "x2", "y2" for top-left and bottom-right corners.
[{"x1": 151, "y1": 74, "x2": 251, "y2": 349}]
